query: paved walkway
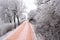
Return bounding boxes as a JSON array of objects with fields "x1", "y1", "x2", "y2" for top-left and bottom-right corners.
[{"x1": 5, "y1": 21, "x2": 37, "y2": 40}]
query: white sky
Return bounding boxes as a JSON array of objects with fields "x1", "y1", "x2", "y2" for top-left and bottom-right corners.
[
  {"x1": 23, "y1": 0, "x2": 37, "y2": 13},
  {"x1": 17, "y1": 0, "x2": 37, "y2": 20}
]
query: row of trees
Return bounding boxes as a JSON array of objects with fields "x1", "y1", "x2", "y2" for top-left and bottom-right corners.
[
  {"x1": 0, "y1": 0, "x2": 27, "y2": 37},
  {"x1": 0, "y1": 0, "x2": 26, "y2": 27}
]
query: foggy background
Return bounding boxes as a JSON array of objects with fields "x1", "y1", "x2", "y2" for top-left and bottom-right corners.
[{"x1": 0, "y1": 0, "x2": 60, "y2": 40}]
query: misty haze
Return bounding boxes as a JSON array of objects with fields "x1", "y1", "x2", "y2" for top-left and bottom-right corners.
[{"x1": 0, "y1": 0, "x2": 60, "y2": 40}]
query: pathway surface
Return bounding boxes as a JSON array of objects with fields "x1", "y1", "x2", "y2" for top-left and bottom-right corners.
[{"x1": 5, "y1": 21, "x2": 37, "y2": 40}]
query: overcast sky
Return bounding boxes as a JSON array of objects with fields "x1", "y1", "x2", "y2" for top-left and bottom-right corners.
[{"x1": 23, "y1": 0, "x2": 37, "y2": 13}]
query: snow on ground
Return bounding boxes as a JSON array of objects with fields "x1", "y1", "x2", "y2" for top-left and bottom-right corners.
[
  {"x1": 0, "y1": 23, "x2": 15, "y2": 37},
  {"x1": 0, "y1": 28, "x2": 15, "y2": 40}
]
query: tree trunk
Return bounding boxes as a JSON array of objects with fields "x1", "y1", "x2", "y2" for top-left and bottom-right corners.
[
  {"x1": 10, "y1": 20, "x2": 12, "y2": 23},
  {"x1": 14, "y1": 13, "x2": 16, "y2": 28},
  {"x1": 16, "y1": 15, "x2": 20, "y2": 25}
]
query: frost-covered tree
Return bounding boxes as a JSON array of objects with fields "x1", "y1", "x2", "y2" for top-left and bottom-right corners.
[
  {"x1": 0, "y1": 0, "x2": 26, "y2": 37},
  {"x1": 0, "y1": 0, "x2": 25, "y2": 24},
  {"x1": 29, "y1": 0, "x2": 60, "y2": 40}
]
